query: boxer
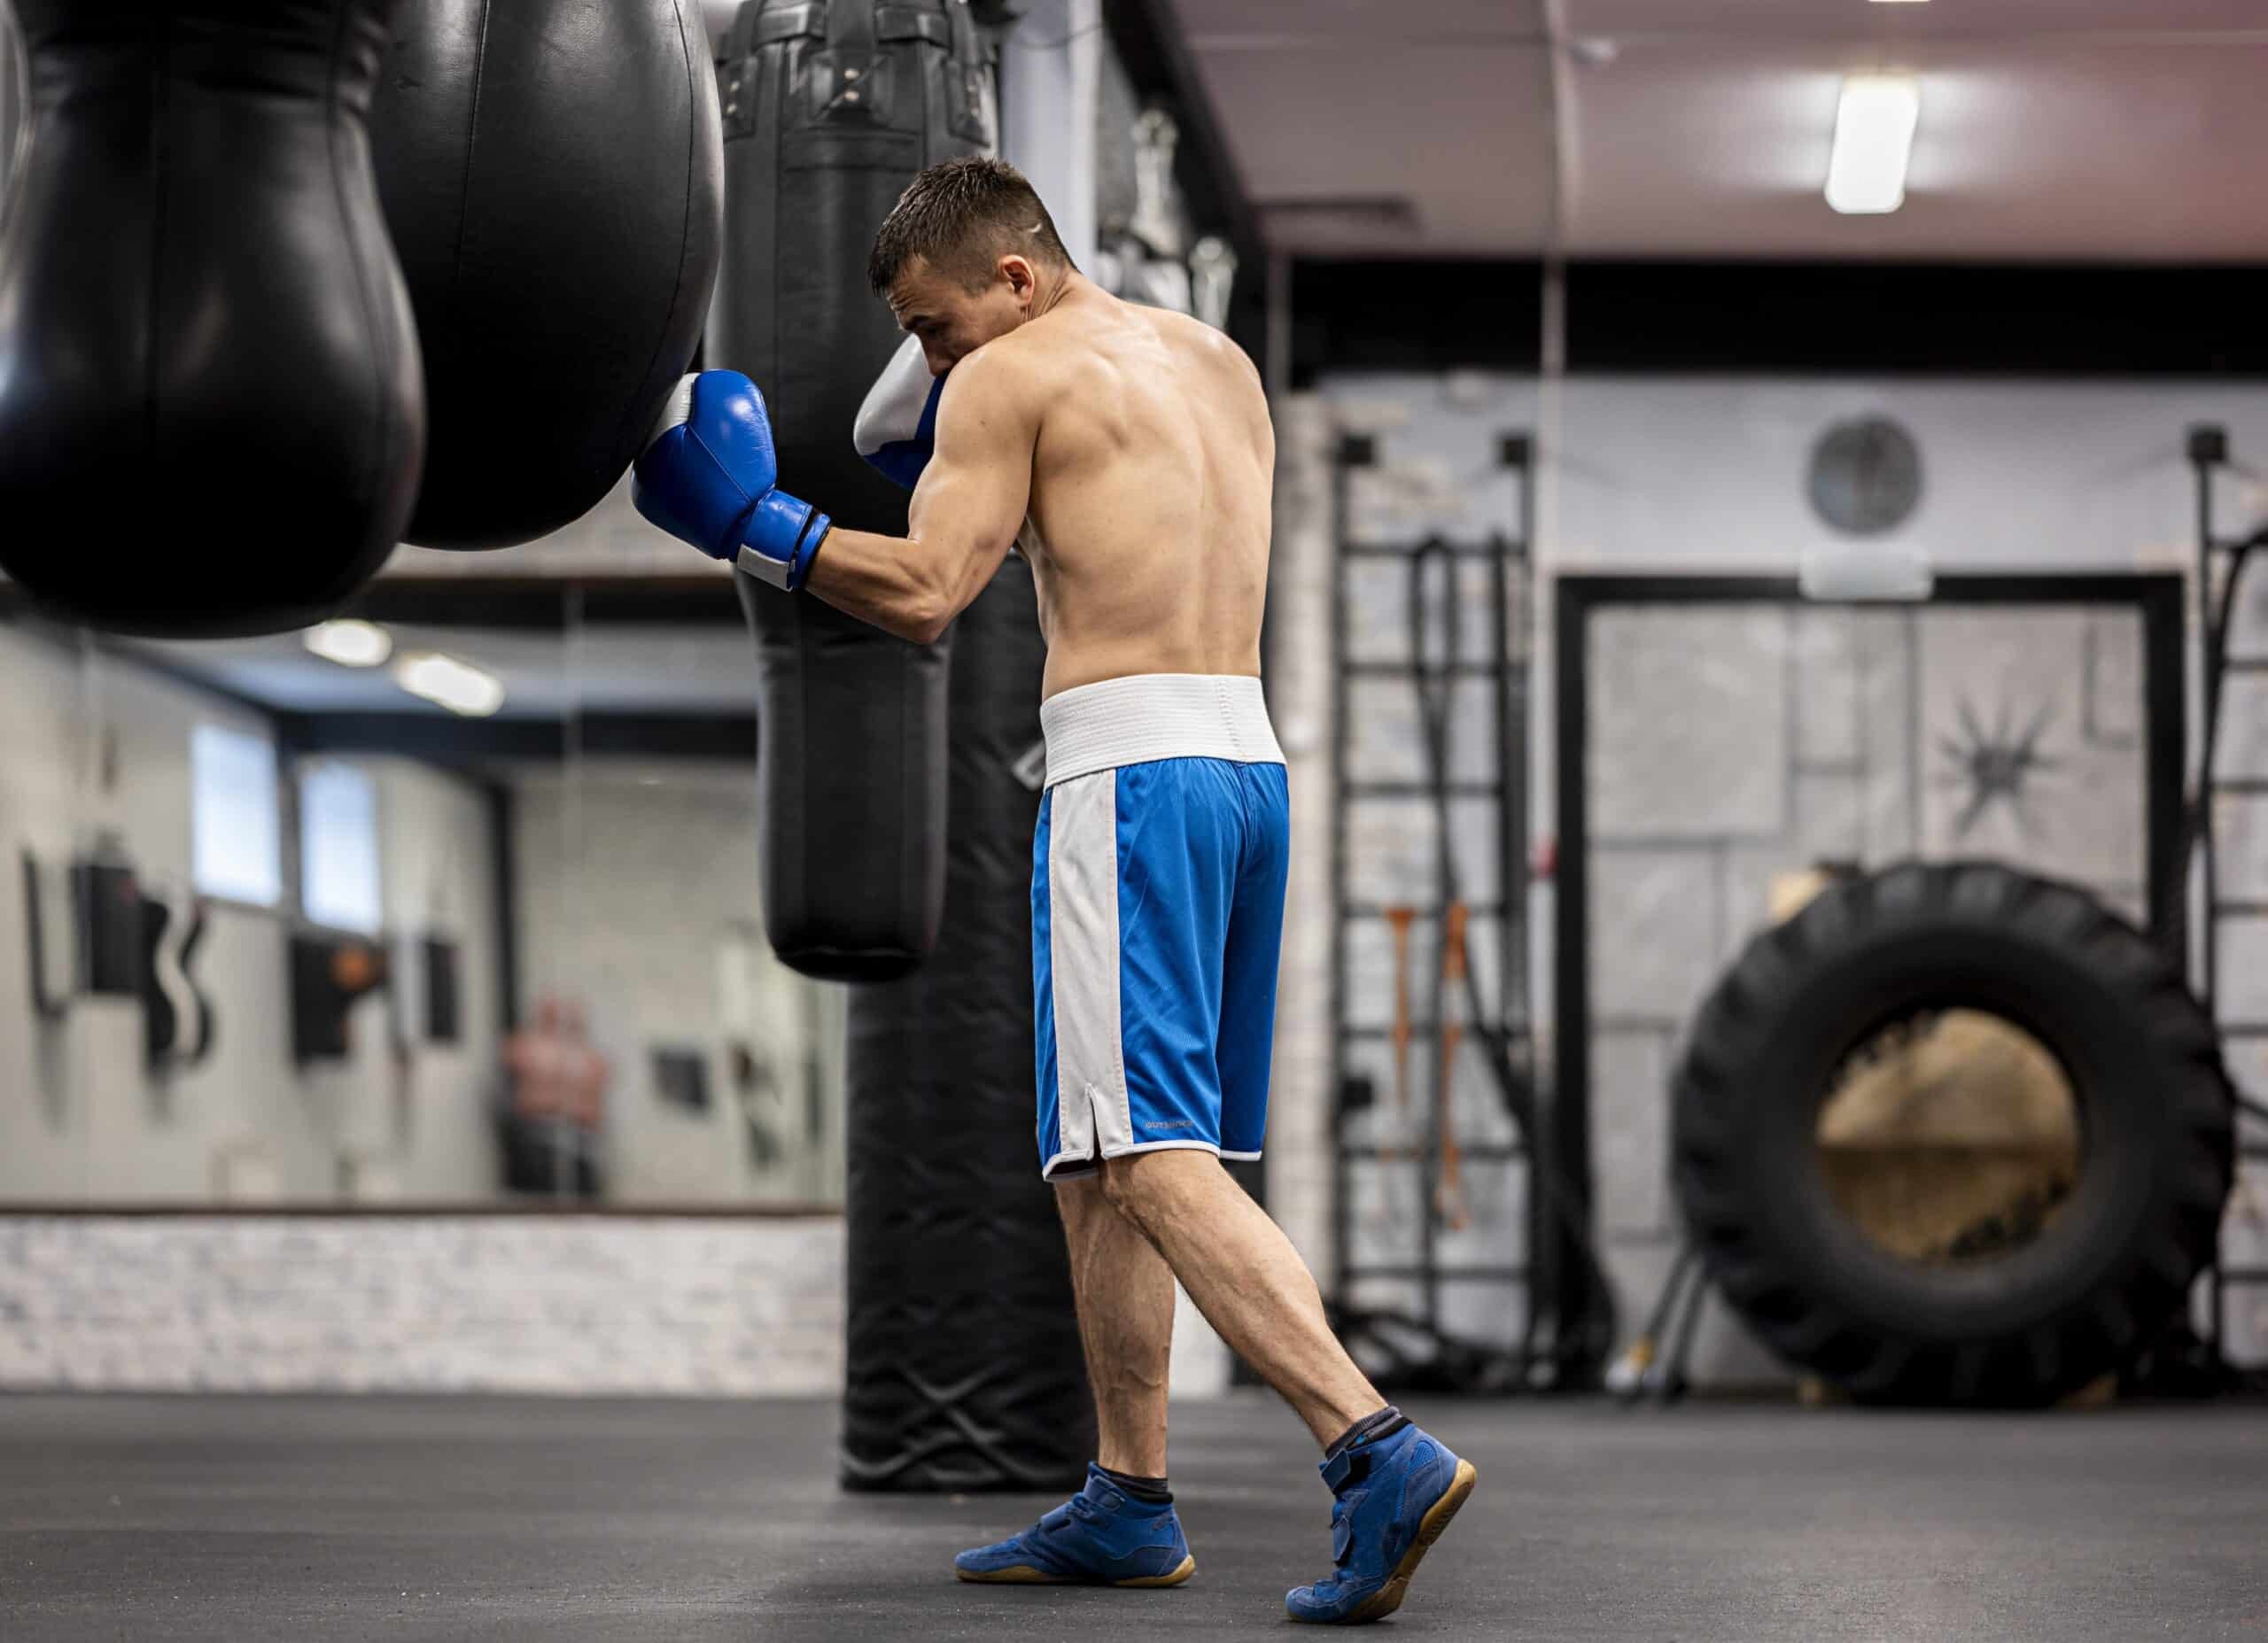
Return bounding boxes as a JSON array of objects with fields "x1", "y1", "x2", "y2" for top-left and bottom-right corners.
[{"x1": 633, "y1": 156, "x2": 1475, "y2": 1625}]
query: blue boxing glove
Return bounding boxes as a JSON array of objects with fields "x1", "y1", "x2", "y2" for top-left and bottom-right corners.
[
  {"x1": 853, "y1": 335, "x2": 945, "y2": 491},
  {"x1": 633, "y1": 371, "x2": 832, "y2": 591}
]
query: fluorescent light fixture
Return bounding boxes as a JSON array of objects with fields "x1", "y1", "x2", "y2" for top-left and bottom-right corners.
[
  {"x1": 303, "y1": 618, "x2": 392, "y2": 668},
  {"x1": 392, "y1": 651, "x2": 505, "y2": 717},
  {"x1": 1826, "y1": 74, "x2": 1919, "y2": 215}
]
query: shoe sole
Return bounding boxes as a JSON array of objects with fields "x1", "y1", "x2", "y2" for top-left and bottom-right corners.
[
  {"x1": 956, "y1": 1553, "x2": 1196, "y2": 1588},
  {"x1": 1336, "y1": 1458, "x2": 1480, "y2": 1624}
]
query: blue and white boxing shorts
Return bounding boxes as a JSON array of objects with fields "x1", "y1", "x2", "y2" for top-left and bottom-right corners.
[{"x1": 1031, "y1": 674, "x2": 1290, "y2": 1181}]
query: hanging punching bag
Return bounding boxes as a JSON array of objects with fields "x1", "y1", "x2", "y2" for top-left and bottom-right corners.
[
  {"x1": 0, "y1": 1, "x2": 423, "y2": 638},
  {"x1": 709, "y1": 0, "x2": 990, "y2": 981},
  {"x1": 370, "y1": 0, "x2": 722, "y2": 550},
  {"x1": 842, "y1": 554, "x2": 1094, "y2": 1492}
]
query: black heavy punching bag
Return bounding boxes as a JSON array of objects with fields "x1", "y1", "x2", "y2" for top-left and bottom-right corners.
[
  {"x1": 0, "y1": 1, "x2": 423, "y2": 638},
  {"x1": 709, "y1": 0, "x2": 990, "y2": 980},
  {"x1": 843, "y1": 556, "x2": 1093, "y2": 1492},
  {"x1": 370, "y1": 0, "x2": 722, "y2": 549}
]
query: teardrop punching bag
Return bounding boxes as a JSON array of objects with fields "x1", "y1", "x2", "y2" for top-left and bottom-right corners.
[
  {"x1": 0, "y1": 1, "x2": 424, "y2": 638},
  {"x1": 843, "y1": 555, "x2": 1094, "y2": 1492},
  {"x1": 709, "y1": 0, "x2": 989, "y2": 981},
  {"x1": 370, "y1": 0, "x2": 723, "y2": 549}
]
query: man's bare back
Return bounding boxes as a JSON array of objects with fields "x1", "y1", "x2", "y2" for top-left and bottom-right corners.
[
  {"x1": 795, "y1": 268, "x2": 1271, "y2": 700},
  {"x1": 990, "y1": 283, "x2": 1273, "y2": 698}
]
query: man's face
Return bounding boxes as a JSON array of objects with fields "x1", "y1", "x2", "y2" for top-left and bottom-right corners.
[{"x1": 888, "y1": 254, "x2": 1037, "y2": 376}]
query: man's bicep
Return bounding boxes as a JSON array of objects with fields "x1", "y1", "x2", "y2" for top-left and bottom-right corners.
[{"x1": 906, "y1": 360, "x2": 1035, "y2": 554}]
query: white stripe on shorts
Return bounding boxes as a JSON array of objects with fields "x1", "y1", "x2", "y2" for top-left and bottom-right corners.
[{"x1": 1046, "y1": 769, "x2": 1134, "y2": 1170}]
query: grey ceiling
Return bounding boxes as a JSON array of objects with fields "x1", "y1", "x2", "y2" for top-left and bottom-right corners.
[
  {"x1": 132, "y1": 626, "x2": 757, "y2": 719},
  {"x1": 1168, "y1": 0, "x2": 2268, "y2": 259}
]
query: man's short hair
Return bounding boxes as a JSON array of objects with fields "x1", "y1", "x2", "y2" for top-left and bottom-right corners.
[{"x1": 868, "y1": 156, "x2": 1074, "y2": 296}]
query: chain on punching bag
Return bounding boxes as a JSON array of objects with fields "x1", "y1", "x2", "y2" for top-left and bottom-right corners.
[{"x1": 710, "y1": 0, "x2": 992, "y2": 981}]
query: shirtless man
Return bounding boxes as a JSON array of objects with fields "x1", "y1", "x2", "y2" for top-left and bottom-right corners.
[{"x1": 632, "y1": 157, "x2": 1475, "y2": 1625}]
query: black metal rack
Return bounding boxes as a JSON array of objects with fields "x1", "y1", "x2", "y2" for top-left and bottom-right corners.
[
  {"x1": 1325, "y1": 430, "x2": 1542, "y2": 1388},
  {"x1": 2186, "y1": 425, "x2": 2268, "y2": 1367}
]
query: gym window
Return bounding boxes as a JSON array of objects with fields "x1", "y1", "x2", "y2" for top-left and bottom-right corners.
[
  {"x1": 299, "y1": 760, "x2": 384, "y2": 936},
  {"x1": 190, "y1": 723, "x2": 283, "y2": 908}
]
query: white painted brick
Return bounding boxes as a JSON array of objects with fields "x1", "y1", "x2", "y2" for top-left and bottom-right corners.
[{"x1": 0, "y1": 1215, "x2": 848, "y2": 1397}]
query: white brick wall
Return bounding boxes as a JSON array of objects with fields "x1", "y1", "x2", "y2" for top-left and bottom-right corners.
[{"x1": 0, "y1": 1215, "x2": 846, "y2": 1396}]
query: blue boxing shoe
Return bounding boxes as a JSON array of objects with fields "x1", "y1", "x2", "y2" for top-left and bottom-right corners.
[
  {"x1": 953, "y1": 1463, "x2": 1196, "y2": 1587},
  {"x1": 1285, "y1": 1422, "x2": 1478, "y2": 1624}
]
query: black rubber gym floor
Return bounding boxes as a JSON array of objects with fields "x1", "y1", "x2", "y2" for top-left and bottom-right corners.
[{"x1": 1, "y1": 1391, "x2": 2262, "y2": 1639}]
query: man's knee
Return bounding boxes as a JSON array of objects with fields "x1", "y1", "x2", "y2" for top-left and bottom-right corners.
[
  {"x1": 1053, "y1": 1170, "x2": 1109, "y2": 1227},
  {"x1": 1099, "y1": 1147, "x2": 1216, "y2": 1222},
  {"x1": 1098, "y1": 1159, "x2": 1141, "y2": 1221}
]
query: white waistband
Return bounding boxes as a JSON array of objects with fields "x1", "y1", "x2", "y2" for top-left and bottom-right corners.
[{"x1": 1039, "y1": 673, "x2": 1285, "y2": 788}]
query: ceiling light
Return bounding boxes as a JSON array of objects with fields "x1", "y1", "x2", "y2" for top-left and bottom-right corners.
[
  {"x1": 393, "y1": 651, "x2": 505, "y2": 717},
  {"x1": 303, "y1": 619, "x2": 392, "y2": 668},
  {"x1": 1826, "y1": 74, "x2": 1919, "y2": 215}
]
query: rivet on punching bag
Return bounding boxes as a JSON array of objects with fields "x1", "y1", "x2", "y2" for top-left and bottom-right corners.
[
  {"x1": 0, "y1": 1, "x2": 425, "y2": 638},
  {"x1": 370, "y1": 0, "x2": 724, "y2": 550},
  {"x1": 711, "y1": 0, "x2": 995, "y2": 980}
]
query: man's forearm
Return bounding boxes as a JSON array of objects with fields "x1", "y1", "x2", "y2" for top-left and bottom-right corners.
[{"x1": 802, "y1": 525, "x2": 955, "y2": 645}]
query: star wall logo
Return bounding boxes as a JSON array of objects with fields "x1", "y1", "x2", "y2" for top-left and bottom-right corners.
[{"x1": 1937, "y1": 696, "x2": 2060, "y2": 841}]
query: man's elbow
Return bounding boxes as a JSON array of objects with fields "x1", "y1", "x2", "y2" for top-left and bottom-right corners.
[
  {"x1": 896, "y1": 584, "x2": 953, "y2": 647},
  {"x1": 899, "y1": 551, "x2": 984, "y2": 645}
]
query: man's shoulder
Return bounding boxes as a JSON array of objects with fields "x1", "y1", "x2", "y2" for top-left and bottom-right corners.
[
  {"x1": 936, "y1": 335, "x2": 1047, "y2": 424},
  {"x1": 1028, "y1": 298, "x2": 1259, "y2": 391},
  {"x1": 1140, "y1": 306, "x2": 1264, "y2": 401},
  {"x1": 971, "y1": 310, "x2": 1088, "y2": 381}
]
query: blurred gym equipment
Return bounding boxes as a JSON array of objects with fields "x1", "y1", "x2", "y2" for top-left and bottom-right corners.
[
  {"x1": 1674, "y1": 861, "x2": 2233, "y2": 1406},
  {"x1": 1328, "y1": 436, "x2": 1617, "y2": 1395}
]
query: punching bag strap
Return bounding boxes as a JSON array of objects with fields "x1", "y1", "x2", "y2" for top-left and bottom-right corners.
[
  {"x1": 945, "y1": 0, "x2": 978, "y2": 61},
  {"x1": 941, "y1": 0, "x2": 991, "y2": 144},
  {"x1": 806, "y1": 0, "x2": 888, "y2": 125}
]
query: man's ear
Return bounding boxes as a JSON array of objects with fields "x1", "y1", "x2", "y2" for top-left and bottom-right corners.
[{"x1": 1000, "y1": 254, "x2": 1037, "y2": 302}]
